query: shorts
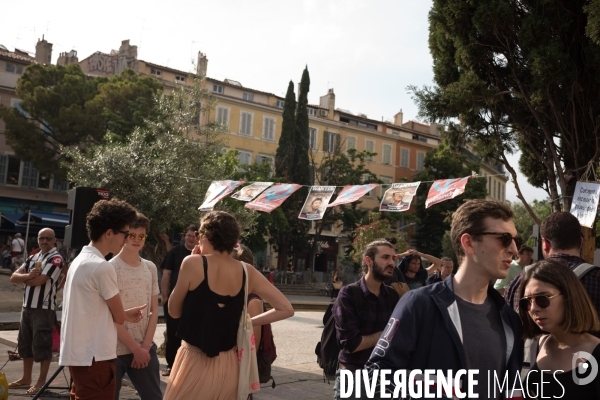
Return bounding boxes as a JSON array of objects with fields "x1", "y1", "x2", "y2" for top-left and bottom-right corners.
[{"x1": 17, "y1": 307, "x2": 56, "y2": 362}]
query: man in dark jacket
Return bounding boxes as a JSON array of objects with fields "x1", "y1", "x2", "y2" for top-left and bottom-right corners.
[{"x1": 362, "y1": 200, "x2": 523, "y2": 399}]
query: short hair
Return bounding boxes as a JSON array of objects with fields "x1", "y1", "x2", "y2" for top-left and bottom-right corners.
[
  {"x1": 450, "y1": 200, "x2": 513, "y2": 263},
  {"x1": 186, "y1": 224, "x2": 199, "y2": 234},
  {"x1": 361, "y1": 240, "x2": 394, "y2": 274},
  {"x1": 441, "y1": 256, "x2": 453, "y2": 262},
  {"x1": 86, "y1": 199, "x2": 138, "y2": 242},
  {"x1": 15, "y1": 233, "x2": 21, "y2": 238},
  {"x1": 384, "y1": 237, "x2": 398, "y2": 245},
  {"x1": 519, "y1": 260, "x2": 600, "y2": 338},
  {"x1": 233, "y1": 244, "x2": 254, "y2": 265},
  {"x1": 197, "y1": 211, "x2": 240, "y2": 253},
  {"x1": 312, "y1": 198, "x2": 323, "y2": 205},
  {"x1": 519, "y1": 245, "x2": 534, "y2": 255},
  {"x1": 129, "y1": 212, "x2": 150, "y2": 232},
  {"x1": 540, "y1": 212, "x2": 582, "y2": 251}
]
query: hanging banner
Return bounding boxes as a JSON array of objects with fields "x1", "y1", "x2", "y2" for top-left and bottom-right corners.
[
  {"x1": 231, "y1": 182, "x2": 274, "y2": 202},
  {"x1": 299, "y1": 186, "x2": 336, "y2": 220},
  {"x1": 380, "y1": 182, "x2": 420, "y2": 212},
  {"x1": 570, "y1": 181, "x2": 600, "y2": 228},
  {"x1": 198, "y1": 180, "x2": 245, "y2": 211},
  {"x1": 425, "y1": 176, "x2": 471, "y2": 208},
  {"x1": 327, "y1": 184, "x2": 378, "y2": 208},
  {"x1": 245, "y1": 183, "x2": 302, "y2": 213}
]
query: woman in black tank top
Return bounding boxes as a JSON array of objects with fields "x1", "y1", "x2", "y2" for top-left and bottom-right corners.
[
  {"x1": 518, "y1": 260, "x2": 600, "y2": 399},
  {"x1": 163, "y1": 211, "x2": 294, "y2": 400}
]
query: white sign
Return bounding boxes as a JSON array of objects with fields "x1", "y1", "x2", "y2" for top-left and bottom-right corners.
[{"x1": 570, "y1": 181, "x2": 600, "y2": 228}]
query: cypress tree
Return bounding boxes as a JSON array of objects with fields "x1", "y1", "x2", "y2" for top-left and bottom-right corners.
[
  {"x1": 293, "y1": 66, "x2": 311, "y2": 185},
  {"x1": 274, "y1": 81, "x2": 296, "y2": 180}
]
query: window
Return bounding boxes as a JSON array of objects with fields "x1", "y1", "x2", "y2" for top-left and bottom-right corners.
[
  {"x1": 365, "y1": 140, "x2": 375, "y2": 161},
  {"x1": 276, "y1": 100, "x2": 284, "y2": 108},
  {"x1": 150, "y1": 68, "x2": 162, "y2": 76},
  {"x1": 256, "y1": 155, "x2": 274, "y2": 166},
  {"x1": 263, "y1": 117, "x2": 275, "y2": 141},
  {"x1": 5, "y1": 156, "x2": 20, "y2": 185},
  {"x1": 175, "y1": 75, "x2": 186, "y2": 82},
  {"x1": 21, "y1": 161, "x2": 38, "y2": 189},
  {"x1": 501, "y1": 184, "x2": 505, "y2": 201},
  {"x1": 401, "y1": 148, "x2": 409, "y2": 168},
  {"x1": 240, "y1": 112, "x2": 253, "y2": 136},
  {"x1": 392, "y1": 130, "x2": 400, "y2": 136},
  {"x1": 346, "y1": 136, "x2": 356, "y2": 152},
  {"x1": 362, "y1": 174, "x2": 376, "y2": 197},
  {"x1": 488, "y1": 177, "x2": 492, "y2": 196},
  {"x1": 494, "y1": 180, "x2": 497, "y2": 198},
  {"x1": 213, "y1": 85, "x2": 224, "y2": 93},
  {"x1": 5, "y1": 63, "x2": 23, "y2": 74},
  {"x1": 382, "y1": 144, "x2": 392, "y2": 164},
  {"x1": 321, "y1": 167, "x2": 330, "y2": 185},
  {"x1": 308, "y1": 108, "x2": 317, "y2": 116},
  {"x1": 216, "y1": 106, "x2": 230, "y2": 129},
  {"x1": 412, "y1": 134, "x2": 427, "y2": 143},
  {"x1": 52, "y1": 179, "x2": 68, "y2": 192},
  {"x1": 416, "y1": 152, "x2": 425, "y2": 171},
  {"x1": 309, "y1": 128, "x2": 317, "y2": 149},
  {"x1": 238, "y1": 151, "x2": 251, "y2": 165},
  {"x1": 242, "y1": 93, "x2": 254, "y2": 101},
  {"x1": 323, "y1": 131, "x2": 340, "y2": 152},
  {"x1": 381, "y1": 176, "x2": 393, "y2": 197}
]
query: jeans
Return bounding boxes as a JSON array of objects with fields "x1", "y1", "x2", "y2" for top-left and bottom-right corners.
[{"x1": 114, "y1": 343, "x2": 162, "y2": 400}]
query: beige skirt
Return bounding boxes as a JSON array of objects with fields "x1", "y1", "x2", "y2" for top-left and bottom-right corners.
[{"x1": 163, "y1": 340, "x2": 239, "y2": 400}]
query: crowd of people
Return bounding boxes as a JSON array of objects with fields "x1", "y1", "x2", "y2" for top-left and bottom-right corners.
[{"x1": 5, "y1": 196, "x2": 600, "y2": 399}]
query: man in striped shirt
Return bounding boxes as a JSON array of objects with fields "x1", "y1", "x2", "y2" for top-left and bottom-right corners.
[{"x1": 9, "y1": 228, "x2": 63, "y2": 394}]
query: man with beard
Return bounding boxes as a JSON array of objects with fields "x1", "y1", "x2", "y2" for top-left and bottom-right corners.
[{"x1": 332, "y1": 240, "x2": 399, "y2": 400}]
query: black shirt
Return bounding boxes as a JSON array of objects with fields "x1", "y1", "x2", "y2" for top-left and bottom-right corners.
[{"x1": 161, "y1": 244, "x2": 192, "y2": 294}]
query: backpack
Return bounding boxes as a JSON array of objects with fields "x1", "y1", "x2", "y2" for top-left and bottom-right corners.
[
  {"x1": 573, "y1": 263, "x2": 600, "y2": 280},
  {"x1": 248, "y1": 293, "x2": 277, "y2": 388},
  {"x1": 314, "y1": 282, "x2": 363, "y2": 383}
]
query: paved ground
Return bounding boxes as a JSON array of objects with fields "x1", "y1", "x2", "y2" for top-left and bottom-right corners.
[{"x1": 0, "y1": 311, "x2": 333, "y2": 399}]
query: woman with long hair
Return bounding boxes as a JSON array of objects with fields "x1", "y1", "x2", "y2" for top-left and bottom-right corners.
[
  {"x1": 163, "y1": 211, "x2": 294, "y2": 399},
  {"x1": 519, "y1": 259, "x2": 600, "y2": 398}
]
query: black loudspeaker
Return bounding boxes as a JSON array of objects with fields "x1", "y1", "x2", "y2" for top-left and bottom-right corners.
[{"x1": 64, "y1": 187, "x2": 110, "y2": 249}]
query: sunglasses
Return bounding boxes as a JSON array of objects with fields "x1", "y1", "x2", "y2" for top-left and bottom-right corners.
[
  {"x1": 519, "y1": 293, "x2": 561, "y2": 311},
  {"x1": 38, "y1": 236, "x2": 55, "y2": 241},
  {"x1": 472, "y1": 232, "x2": 517, "y2": 248},
  {"x1": 127, "y1": 233, "x2": 148, "y2": 241},
  {"x1": 116, "y1": 230, "x2": 130, "y2": 237}
]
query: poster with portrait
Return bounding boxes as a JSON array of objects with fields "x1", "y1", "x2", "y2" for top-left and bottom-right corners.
[
  {"x1": 231, "y1": 182, "x2": 274, "y2": 202},
  {"x1": 198, "y1": 180, "x2": 245, "y2": 211},
  {"x1": 245, "y1": 184, "x2": 302, "y2": 213},
  {"x1": 327, "y1": 184, "x2": 378, "y2": 208},
  {"x1": 379, "y1": 182, "x2": 420, "y2": 212},
  {"x1": 299, "y1": 186, "x2": 336, "y2": 220},
  {"x1": 425, "y1": 176, "x2": 471, "y2": 208}
]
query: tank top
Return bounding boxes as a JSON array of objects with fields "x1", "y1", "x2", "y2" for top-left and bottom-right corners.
[{"x1": 177, "y1": 255, "x2": 246, "y2": 357}]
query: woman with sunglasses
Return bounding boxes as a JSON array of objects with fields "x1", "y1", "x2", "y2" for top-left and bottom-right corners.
[{"x1": 519, "y1": 259, "x2": 600, "y2": 398}]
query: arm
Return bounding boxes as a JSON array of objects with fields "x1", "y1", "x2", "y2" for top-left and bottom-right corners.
[
  {"x1": 333, "y1": 287, "x2": 369, "y2": 354},
  {"x1": 419, "y1": 252, "x2": 442, "y2": 274},
  {"x1": 10, "y1": 266, "x2": 40, "y2": 284},
  {"x1": 142, "y1": 294, "x2": 159, "y2": 350},
  {"x1": 246, "y1": 266, "x2": 294, "y2": 326},
  {"x1": 353, "y1": 331, "x2": 383, "y2": 353},
  {"x1": 168, "y1": 256, "x2": 199, "y2": 319},
  {"x1": 161, "y1": 270, "x2": 172, "y2": 304},
  {"x1": 116, "y1": 323, "x2": 150, "y2": 368},
  {"x1": 106, "y1": 294, "x2": 126, "y2": 325},
  {"x1": 247, "y1": 298, "x2": 263, "y2": 344}
]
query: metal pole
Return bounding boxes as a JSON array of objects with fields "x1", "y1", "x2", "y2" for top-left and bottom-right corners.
[
  {"x1": 31, "y1": 365, "x2": 65, "y2": 400},
  {"x1": 24, "y1": 210, "x2": 31, "y2": 255}
]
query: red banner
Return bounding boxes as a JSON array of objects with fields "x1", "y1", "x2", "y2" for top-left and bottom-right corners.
[
  {"x1": 425, "y1": 177, "x2": 471, "y2": 208},
  {"x1": 327, "y1": 184, "x2": 378, "y2": 208},
  {"x1": 198, "y1": 180, "x2": 245, "y2": 211},
  {"x1": 245, "y1": 184, "x2": 302, "y2": 213}
]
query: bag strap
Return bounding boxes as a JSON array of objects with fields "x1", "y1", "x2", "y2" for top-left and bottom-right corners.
[{"x1": 573, "y1": 263, "x2": 600, "y2": 280}]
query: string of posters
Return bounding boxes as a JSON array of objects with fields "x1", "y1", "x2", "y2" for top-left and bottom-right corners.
[{"x1": 198, "y1": 176, "x2": 474, "y2": 220}]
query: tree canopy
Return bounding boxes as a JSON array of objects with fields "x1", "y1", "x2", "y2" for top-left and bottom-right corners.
[{"x1": 0, "y1": 64, "x2": 162, "y2": 178}]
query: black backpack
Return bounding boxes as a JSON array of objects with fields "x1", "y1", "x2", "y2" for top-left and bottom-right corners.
[{"x1": 315, "y1": 282, "x2": 363, "y2": 382}]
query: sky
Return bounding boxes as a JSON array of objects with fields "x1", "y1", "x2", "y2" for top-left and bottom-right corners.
[{"x1": 1, "y1": 0, "x2": 549, "y2": 203}]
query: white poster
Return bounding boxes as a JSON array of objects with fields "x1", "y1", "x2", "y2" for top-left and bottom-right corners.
[
  {"x1": 231, "y1": 182, "x2": 273, "y2": 202},
  {"x1": 570, "y1": 181, "x2": 600, "y2": 228},
  {"x1": 298, "y1": 186, "x2": 336, "y2": 220},
  {"x1": 380, "y1": 182, "x2": 420, "y2": 212}
]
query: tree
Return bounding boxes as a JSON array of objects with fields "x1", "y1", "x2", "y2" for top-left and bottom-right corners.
[
  {"x1": 350, "y1": 213, "x2": 407, "y2": 268},
  {"x1": 412, "y1": 144, "x2": 487, "y2": 257},
  {"x1": 511, "y1": 199, "x2": 553, "y2": 245},
  {"x1": 64, "y1": 78, "x2": 257, "y2": 265},
  {"x1": 0, "y1": 64, "x2": 162, "y2": 179},
  {"x1": 411, "y1": 0, "x2": 600, "y2": 261},
  {"x1": 274, "y1": 81, "x2": 296, "y2": 180},
  {"x1": 294, "y1": 66, "x2": 311, "y2": 185}
]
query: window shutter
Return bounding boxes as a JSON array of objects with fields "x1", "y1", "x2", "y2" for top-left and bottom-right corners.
[
  {"x1": 334, "y1": 134, "x2": 341, "y2": 151},
  {"x1": 0, "y1": 155, "x2": 7, "y2": 185},
  {"x1": 22, "y1": 161, "x2": 31, "y2": 188},
  {"x1": 347, "y1": 136, "x2": 356, "y2": 150},
  {"x1": 383, "y1": 145, "x2": 391, "y2": 164},
  {"x1": 323, "y1": 131, "x2": 330, "y2": 151}
]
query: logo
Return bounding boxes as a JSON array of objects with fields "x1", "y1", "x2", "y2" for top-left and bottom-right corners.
[{"x1": 572, "y1": 351, "x2": 598, "y2": 386}]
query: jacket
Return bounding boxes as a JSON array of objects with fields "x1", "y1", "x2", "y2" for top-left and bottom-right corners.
[{"x1": 364, "y1": 276, "x2": 523, "y2": 399}]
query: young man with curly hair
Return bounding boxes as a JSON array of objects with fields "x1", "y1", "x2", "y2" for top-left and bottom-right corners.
[{"x1": 59, "y1": 199, "x2": 147, "y2": 400}]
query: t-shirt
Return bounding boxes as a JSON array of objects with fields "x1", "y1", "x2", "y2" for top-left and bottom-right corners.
[
  {"x1": 16, "y1": 248, "x2": 63, "y2": 310},
  {"x1": 494, "y1": 260, "x2": 522, "y2": 290},
  {"x1": 161, "y1": 245, "x2": 192, "y2": 294},
  {"x1": 403, "y1": 267, "x2": 428, "y2": 290},
  {"x1": 11, "y1": 238, "x2": 24, "y2": 253},
  {"x1": 110, "y1": 255, "x2": 160, "y2": 356},
  {"x1": 59, "y1": 246, "x2": 120, "y2": 367},
  {"x1": 455, "y1": 295, "x2": 506, "y2": 399}
]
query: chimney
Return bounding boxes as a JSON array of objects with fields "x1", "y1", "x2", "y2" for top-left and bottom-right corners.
[
  {"x1": 394, "y1": 109, "x2": 403, "y2": 126},
  {"x1": 57, "y1": 50, "x2": 79, "y2": 66},
  {"x1": 197, "y1": 51, "x2": 208, "y2": 76},
  {"x1": 119, "y1": 39, "x2": 137, "y2": 59},
  {"x1": 430, "y1": 122, "x2": 439, "y2": 136},
  {"x1": 319, "y1": 88, "x2": 335, "y2": 110},
  {"x1": 35, "y1": 35, "x2": 53, "y2": 65}
]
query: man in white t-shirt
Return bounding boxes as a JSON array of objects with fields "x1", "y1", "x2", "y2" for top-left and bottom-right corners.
[
  {"x1": 11, "y1": 232, "x2": 25, "y2": 257},
  {"x1": 109, "y1": 213, "x2": 161, "y2": 400},
  {"x1": 59, "y1": 199, "x2": 146, "y2": 400}
]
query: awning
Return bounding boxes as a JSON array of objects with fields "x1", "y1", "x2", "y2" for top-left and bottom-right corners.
[
  {"x1": 0, "y1": 212, "x2": 20, "y2": 232},
  {"x1": 15, "y1": 211, "x2": 70, "y2": 239}
]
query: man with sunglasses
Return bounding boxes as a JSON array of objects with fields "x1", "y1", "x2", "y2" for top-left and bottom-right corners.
[
  {"x1": 363, "y1": 200, "x2": 522, "y2": 399},
  {"x1": 9, "y1": 228, "x2": 63, "y2": 395},
  {"x1": 60, "y1": 199, "x2": 148, "y2": 400},
  {"x1": 110, "y1": 213, "x2": 161, "y2": 400}
]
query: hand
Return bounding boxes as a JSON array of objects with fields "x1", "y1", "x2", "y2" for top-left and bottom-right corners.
[
  {"x1": 131, "y1": 346, "x2": 150, "y2": 369},
  {"x1": 28, "y1": 268, "x2": 41, "y2": 279},
  {"x1": 125, "y1": 304, "x2": 147, "y2": 323},
  {"x1": 192, "y1": 245, "x2": 201, "y2": 255},
  {"x1": 159, "y1": 233, "x2": 169, "y2": 243}
]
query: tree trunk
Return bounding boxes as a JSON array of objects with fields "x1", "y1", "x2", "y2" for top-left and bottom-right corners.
[{"x1": 582, "y1": 226, "x2": 596, "y2": 263}]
